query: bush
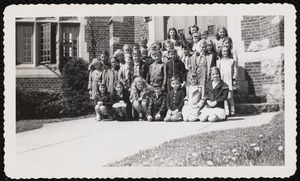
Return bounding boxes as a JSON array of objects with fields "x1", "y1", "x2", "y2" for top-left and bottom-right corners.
[
  {"x1": 16, "y1": 89, "x2": 63, "y2": 120},
  {"x1": 60, "y1": 58, "x2": 94, "y2": 117}
]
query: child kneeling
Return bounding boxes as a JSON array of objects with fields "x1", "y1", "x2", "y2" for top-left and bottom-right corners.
[
  {"x1": 164, "y1": 76, "x2": 186, "y2": 122},
  {"x1": 146, "y1": 79, "x2": 167, "y2": 121},
  {"x1": 199, "y1": 67, "x2": 229, "y2": 122},
  {"x1": 94, "y1": 83, "x2": 112, "y2": 121}
]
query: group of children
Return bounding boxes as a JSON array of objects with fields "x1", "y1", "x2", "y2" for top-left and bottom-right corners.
[{"x1": 88, "y1": 25, "x2": 238, "y2": 122}]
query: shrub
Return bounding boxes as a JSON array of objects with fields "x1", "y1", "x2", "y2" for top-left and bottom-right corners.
[
  {"x1": 16, "y1": 89, "x2": 63, "y2": 120},
  {"x1": 60, "y1": 58, "x2": 94, "y2": 117}
]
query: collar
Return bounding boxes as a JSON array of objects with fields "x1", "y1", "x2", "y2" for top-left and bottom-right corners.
[{"x1": 134, "y1": 62, "x2": 140, "y2": 66}]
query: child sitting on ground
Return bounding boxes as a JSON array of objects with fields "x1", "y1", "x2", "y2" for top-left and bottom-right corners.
[
  {"x1": 164, "y1": 76, "x2": 186, "y2": 122},
  {"x1": 146, "y1": 79, "x2": 167, "y2": 122},
  {"x1": 130, "y1": 77, "x2": 151, "y2": 121},
  {"x1": 94, "y1": 83, "x2": 112, "y2": 121},
  {"x1": 111, "y1": 81, "x2": 131, "y2": 121},
  {"x1": 182, "y1": 72, "x2": 205, "y2": 122}
]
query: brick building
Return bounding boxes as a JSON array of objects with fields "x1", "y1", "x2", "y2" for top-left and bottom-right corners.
[{"x1": 16, "y1": 15, "x2": 284, "y2": 104}]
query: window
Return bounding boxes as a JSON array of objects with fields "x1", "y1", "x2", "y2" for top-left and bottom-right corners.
[
  {"x1": 208, "y1": 25, "x2": 215, "y2": 35},
  {"x1": 61, "y1": 25, "x2": 79, "y2": 61},
  {"x1": 16, "y1": 24, "x2": 33, "y2": 64},
  {"x1": 16, "y1": 17, "x2": 80, "y2": 66}
]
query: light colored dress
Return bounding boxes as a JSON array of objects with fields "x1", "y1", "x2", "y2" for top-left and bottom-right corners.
[
  {"x1": 182, "y1": 85, "x2": 203, "y2": 121},
  {"x1": 217, "y1": 58, "x2": 237, "y2": 91}
]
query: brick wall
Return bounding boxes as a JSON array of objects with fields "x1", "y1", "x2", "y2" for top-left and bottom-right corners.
[
  {"x1": 134, "y1": 17, "x2": 149, "y2": 45},
  {"x1": 245, "y1": 62, "x2": 262, "y2": 95},
  {"x1": 16, "y1": 78, "x2": 62, "y2": 92},
  {"x1": 109, "y1": 16, "x2": 135, "y2": 58},
  {"x1": 85, "y1": 17, "x2": 111, "y2": 62},
  {"x1": 241, "y1": 15, "x2": 284, "y2": 51}
]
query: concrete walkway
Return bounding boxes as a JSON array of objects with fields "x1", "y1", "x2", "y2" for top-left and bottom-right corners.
[{"x1": 14, "y1": 112, "x2": 277, "y2": 178}]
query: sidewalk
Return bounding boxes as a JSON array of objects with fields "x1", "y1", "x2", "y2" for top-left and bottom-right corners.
[{"x1": 15, "y1": 112, "x2": 277, "y2": 178}]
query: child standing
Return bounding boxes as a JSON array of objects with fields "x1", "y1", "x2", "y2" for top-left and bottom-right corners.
[
  {"x1": 206, "y1": 39, "x2": 218, "y2": 80},
  {"x1": 111, "y1": 81, "x2": 131, "y2": 121},
  {"x1": 200, "y1": 29, "x2": 209, "y2": 40},
  {"x1": 149, "y1": 50, "x2": 166, "y2": 90},
  {"x1": 200, "y1": 67, "x2": 229, "y2": 122},
  {"x1": 88, "y1": 61, "x2": 105, "y2": 101},
  {"x1": 164, "y1": 76, "x2": 186, "y2": 122},
  {"x1": 106, "y1": 58, "x2": 119, "y2": 96},
  {"x1": 217, "y1": 47, "x2": 238, "y2": 116},
  {"x1": 165, "y1": 49, "x2": 186, "y2": 91},
  {"x1": 192, "y1": 33, "x2": 201, "y2": 53},
  {"x1": 181, "y1": 42, "x2": 195, "y2": 77},
  {"x1": 194, "y1": 39, "x2": 208, "y2": 87},
  {"x1": 182, "y1": 72, "x2": 205, "y2": 122},
  {"x1": 146, "y1": 79, "x2": 167, "y2": 122},
  {"x1": 113, "y1": 49, "x2": 125, "y2": 66},
  {"x1": 118, "y1": 53, "x2": 134, "y2": 90},
  {"x1": 162, "y1": 40, "x2": 175, "y2": 63},
  {"x1": 130, "y1": 77, "x2": 150, "y2": 121},
  {"x1": 94, "y1": 83, "x2": 112, "y2": 121},
  {"x1": 132, "y1": 50, "x2": 149, "y2": 81},
  {"x1": 214, "y1": 26, "x2": 229, "y2": 53}
]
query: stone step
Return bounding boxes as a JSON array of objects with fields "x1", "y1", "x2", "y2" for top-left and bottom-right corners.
[
  {"x1": 235, "y1": 103, "x2": 281, "y2": 115},
  {"x1": 233, "y1": 93, "x2": 267, "y2": 104}
]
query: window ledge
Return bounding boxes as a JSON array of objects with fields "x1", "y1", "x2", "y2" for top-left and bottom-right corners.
[{"x1": 16, "y1": 65, "x2": 61, "y2": 78}]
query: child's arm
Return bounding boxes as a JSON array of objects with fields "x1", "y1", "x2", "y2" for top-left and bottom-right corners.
[
  {"x1": 232, "y1": 59, "x2": 238, "y2": 81},
  {"x1": 162, "y1": 64, "x2": 167, "y2": 90},
  {"x1": 146, "y1": 97, "x2": 153, "y2": 117},
  {"x1": 165, "y1": 92, "x2": 170, "y2": 110},
  {"x1": 159, "y1": 95, "x2": 167, "y2": 115},
  {"x1": 176, "y1": 89, "x2": 186, "y2": 111},
  {"x1": 215, "y1": 85, "x2": 229, "y2": 105},
  {"x1": 88, "y1": 71, "x2": 92, "y2": 90}
]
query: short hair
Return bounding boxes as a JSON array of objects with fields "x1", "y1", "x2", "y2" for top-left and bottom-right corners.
[
  {"x1": 168, "y1": 49, "x2": 177, "y2": 55},
  {"x1": 164, "y1": 40, "x2": 175, "y2": 49},
  {"x1": 170, "y1": 75, "x2": 181, "y2": 83},
  {"x1": 132, "y1": 43, "x2": 140, "y2": 49},
  {"x1": 113, "y1": 49, "x2": 123, "y2": 57},
  {"x1": 188, "y1": 71, "x2": 198, "y2": 79},
  {"x1": 114, "y1": 81, "x2": 125, "y2": 88},
  {"x1": 98, "y1": 83, "x2": 107, "y2": 89},
  {"x1": 123, "y1": 44, "x2": 132, "y2": 51},
  {"x1": 132, "y1": 50, "x2": 141, "y2": 56},
  {"x1": 199, "y1": 39, "x2": 207, "y2": 46},
  {"x1": 199, "y1": 28, "x2": 208, "y2": 35},
  {"x1": 151, "y1": 50, "x2": 162, "y2": 57}
]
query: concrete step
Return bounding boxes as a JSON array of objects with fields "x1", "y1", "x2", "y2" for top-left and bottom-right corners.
[
  {"x1": 235, "y1": 103, "x2": 281, "y2": 115},
  {"x1": 233, "y1": 94, "x2": 267, "y2": 104}
]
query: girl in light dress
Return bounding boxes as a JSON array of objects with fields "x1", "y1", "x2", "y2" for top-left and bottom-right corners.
[
  {"x1": 182, "y1": 72, "x2": 205, "y2": 122},
  {"x1": 217, "y1": 47, "x2": 238, "y2": 116}
]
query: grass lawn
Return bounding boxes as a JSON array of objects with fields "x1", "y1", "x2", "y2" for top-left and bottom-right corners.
[
  {"x1": 108, "y1": 111, "x2": 285, "y2": 167},
  {"x1": 16, "y1": 114, "x2": 95, "y2": 133}
]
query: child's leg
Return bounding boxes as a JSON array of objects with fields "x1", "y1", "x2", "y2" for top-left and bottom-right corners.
[
  {"x1": 228, "y1": 90, "x2": 235, "y2": 115},
  {"x1": 170, "y1": 111, "x2": 183, "y2": 122},
  {"x1": 95, "y1": 105, "x2": 102, "y2": 121},
  {"x1": 207, "y1": 114, "x2": 221, "y2": 122},
  {"x1": 224, "y1": 100, "x2": 230, "y2": 116},
  {"x1": 182, "y1": 106, "x2": 189, "y2": 122},
  {"x1": 188, "y1": 115, "x2": 199, "y2": 122},
  {"x1": 164, "y1": 110, "x2": 172, "y2": 122},
  {"x1": 132, "y1": 100, "x2": 142, "y2": 114},
  {"x1": 141, "y1": 99, "x2": 148, "y2": 114},
  {"x1": 199, "y1": 114, "x2": 208, "y2": 122}
]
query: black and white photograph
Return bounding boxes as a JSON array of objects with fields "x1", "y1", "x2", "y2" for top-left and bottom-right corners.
[{"x1": 3, "y1": 4, "x2": 297, "y2": 178}]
